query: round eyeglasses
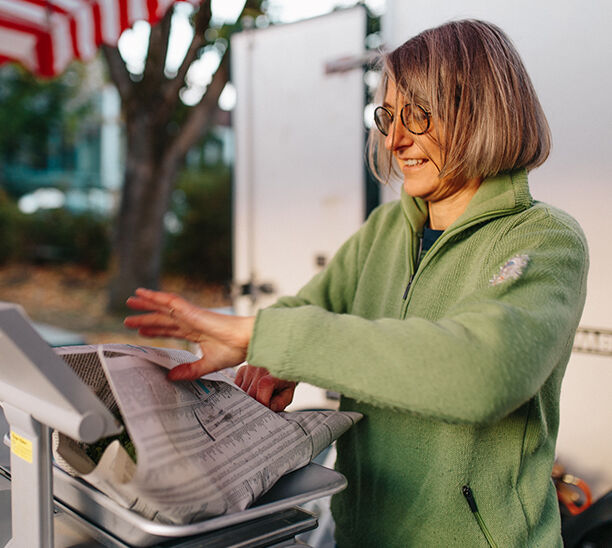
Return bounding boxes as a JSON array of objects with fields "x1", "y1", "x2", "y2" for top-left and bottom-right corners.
[{"x1": 373, "y1": 104, "x2": 431, "y2": 136}]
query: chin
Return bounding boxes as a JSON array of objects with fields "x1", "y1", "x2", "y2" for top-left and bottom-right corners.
[{"x1": 402, "y1": 180, "x2": 437, "y2": 199}]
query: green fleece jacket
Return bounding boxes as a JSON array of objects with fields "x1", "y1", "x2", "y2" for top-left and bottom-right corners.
[{"x1": 246, "y1": 169, "x2": 588, "y2": 547}]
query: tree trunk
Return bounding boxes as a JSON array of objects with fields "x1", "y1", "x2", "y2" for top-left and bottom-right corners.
[
  {"x1": 103, "y1": 0, "x2": 258, "y2": 313},
  {"x1": 107, "y1": 114, "x2": 179, "y2": 311}
]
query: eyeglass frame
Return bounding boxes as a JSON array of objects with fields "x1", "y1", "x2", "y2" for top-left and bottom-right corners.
[{"x1": 373, "y1": 103, "x2": 432, "y2": 136}]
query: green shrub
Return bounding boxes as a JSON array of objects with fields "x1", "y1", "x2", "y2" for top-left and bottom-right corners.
[
  {"x1": 164, "y1": 167, "x2": 232, "y2": 283},
  {"x1": 22, "y1": 208, "x2": 111, "y2": 270},
  {"x1": 0, "y1": 192, "x2": 111, "y2": 270},
  {"x1": 0, "y1": 190, "x2": 25, "y2": 264},
  {"x1": 69, "y1": 213, "x2": 111, "y2": 271}
]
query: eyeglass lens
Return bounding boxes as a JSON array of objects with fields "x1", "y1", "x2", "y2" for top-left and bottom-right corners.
[
  {"x1": 374, "y1": 104, "x2": 429, "y2": 136},
  {"x1": 401, "y1": 104, "x2": 429, "y2": 135}
]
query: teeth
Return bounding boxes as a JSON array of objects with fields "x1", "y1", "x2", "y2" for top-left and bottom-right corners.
[{"x1": 404, "y1": 159, "x2": 426, "y2": 166}]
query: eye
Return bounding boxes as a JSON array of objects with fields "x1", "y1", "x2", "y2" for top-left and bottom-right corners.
[
  {"x1": 373, "y1": 106, "x2": 393, "y2": 136},
  {"x1": 400, "y1": 104, "x2": 431, "y2": 135}
]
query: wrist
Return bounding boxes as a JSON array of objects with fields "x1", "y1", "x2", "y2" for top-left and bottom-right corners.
[{"x1": 239, "y1": 315, "x2": 256, "y2": 352}]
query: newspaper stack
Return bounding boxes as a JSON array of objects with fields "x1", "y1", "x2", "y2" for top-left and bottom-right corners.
[{"x1": 52, "y1": 344, "x2": 361, "y2": 524}]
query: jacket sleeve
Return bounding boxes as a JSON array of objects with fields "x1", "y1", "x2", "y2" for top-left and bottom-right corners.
[{"x1": 246, "y1": 208, "x2": 589, "y2": 425}]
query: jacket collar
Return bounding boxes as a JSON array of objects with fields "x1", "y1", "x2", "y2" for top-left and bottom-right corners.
[{"x1": 400, "y1": 168, "x2": 533, "y2": 234}]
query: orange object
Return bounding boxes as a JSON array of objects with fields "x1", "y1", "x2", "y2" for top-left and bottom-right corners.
[{"x1": 553, "y1": 464, "x2": 593, "y2": 516}]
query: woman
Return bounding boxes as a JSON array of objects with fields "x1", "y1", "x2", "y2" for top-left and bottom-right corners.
[{"x1": 125, "y1": 20, "x2": 588, "y2": 547}]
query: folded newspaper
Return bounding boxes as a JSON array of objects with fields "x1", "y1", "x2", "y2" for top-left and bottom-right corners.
[{"x1": 52, "y1": 344, "x2": 361, "y2": 524}]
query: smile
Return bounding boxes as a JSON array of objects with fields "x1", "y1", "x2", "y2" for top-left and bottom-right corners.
[{"x1": 402, "y1": 158, "x2": 427, "y2": 167}]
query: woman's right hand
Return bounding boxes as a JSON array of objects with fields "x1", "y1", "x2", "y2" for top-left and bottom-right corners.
[
  {"x1": 235, "y1": 365, "x2": 296, "y2": 412},
  {"x1": 124, "y1": 288, "x2": 254, "y2": 381}
]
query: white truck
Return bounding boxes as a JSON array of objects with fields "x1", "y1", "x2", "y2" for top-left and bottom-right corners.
[{"x1": 232, "y1": 0, "x2": 612, "y2": 496}]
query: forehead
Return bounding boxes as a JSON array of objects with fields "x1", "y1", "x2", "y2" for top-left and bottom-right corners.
[
  {"x1": 383, "y1": 79, "x2": 401, "y2": 106},
  {"x1": 383, "y1": 78, "x2": 426, "y2": 108}
]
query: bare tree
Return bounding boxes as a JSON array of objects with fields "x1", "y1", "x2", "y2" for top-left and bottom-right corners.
[{"x1": 102, "y1": 1, "x2": 260, "y2": 312}]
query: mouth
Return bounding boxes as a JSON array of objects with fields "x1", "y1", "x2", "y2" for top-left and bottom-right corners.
[{"x1": 399, "y1": 158, "x2": 428, "y2": 169}]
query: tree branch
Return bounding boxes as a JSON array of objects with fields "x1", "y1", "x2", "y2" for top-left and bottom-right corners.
[
  {"x1": 164, "y1": 52, "x2": 229, "y2": 167},
  {"x1": 143, "y1": 6, "x2": 173, "y2": 85},
  {"x1": 101, "y1": 45, "x2": 133, "y2": 104},
  {"x1": 161, "y1": 1, "x2": 211, "y2": 105}
]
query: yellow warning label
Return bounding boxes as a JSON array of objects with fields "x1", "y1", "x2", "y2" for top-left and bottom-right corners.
[{"x1": 10, "y1": 431, "x2": 33, "y2": 464}]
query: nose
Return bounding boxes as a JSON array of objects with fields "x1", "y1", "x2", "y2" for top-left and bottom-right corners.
[{"x1": 384, "y1": 117, "x2": 414, "y2": 151}]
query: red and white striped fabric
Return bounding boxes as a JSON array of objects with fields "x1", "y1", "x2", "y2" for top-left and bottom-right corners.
[{"x1": 0, "y1": 0, "x2": 201, "y2": 77}]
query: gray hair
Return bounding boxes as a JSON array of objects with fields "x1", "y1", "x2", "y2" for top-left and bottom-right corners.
[{"x1": 368, "y1": 19, "x2": 551, "y2": 189}]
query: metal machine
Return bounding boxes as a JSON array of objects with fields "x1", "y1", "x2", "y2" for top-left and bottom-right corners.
[{"x1": 0, "y1": 303, "x2": 345, "y2": 547}]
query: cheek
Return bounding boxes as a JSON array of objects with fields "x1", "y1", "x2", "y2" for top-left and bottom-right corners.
[
  {"x1": 417, "y1": 137, "x2": 443, "y2": 169},
  {"x1": 428, "y1": 129, "x2": 446, "y2": 163},
  {"x1": 383, "y1": 133, "x2": 394, "y2": 151}
]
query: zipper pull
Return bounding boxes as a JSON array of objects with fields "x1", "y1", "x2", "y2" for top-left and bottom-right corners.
[
  {"x1": 462, "y1": 485, "x2": 479, "y2": 512},
  {"x1": 462, "y1": 485, "x2": 498, "y2": 548}
]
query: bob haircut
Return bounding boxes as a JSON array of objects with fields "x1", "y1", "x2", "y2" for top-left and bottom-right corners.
[{"x1": 368, "y1": 19, "x2": 551, "y2": 187}]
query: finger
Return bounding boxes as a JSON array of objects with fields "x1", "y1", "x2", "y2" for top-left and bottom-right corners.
[
  {"x1": 167, "y1": 359, "x2": 216, "y2": 381},
  {"x1": 270, "y1": 385, "x2": 296, "y2": 412},
  {"x1": 125, "y1": 296, "x2": 162, "y2": 312},
  {"x1": 255, "y1": 375, "x2": 277, "y2": 407},
  {"x1": 124, "y1": 312, "x2": 177, "y2": 329},
  {"x1": 235, "y1": 365, "x2": 248, "y2": 387},
  {"x1": 236, "y1": 367, "x2": 256, "y2": 390},
  {"x1": 133, "y1": 326, "x2": 184, "y2": 339},
  {"x1": 236, "y1": 365, "x2": 265, "y2": 390},
  {"x1": 237, "y1": 372, "x2": 253, "y2": 392},
  {"x1": 134, "y1": 289, "x2": 191, "y2": 318},
  {"x1": 134, "y1": 287, "x2": 175, "y2": 302},
  {"x1": 245, "y1": 367, "x2": 268, "y2": 398},
  {"x1": 246, "y1": 377, "x2": 259, "y2": 399},
  {"x1": 126, "y1": 290, "x2": 182, "y2": 312}
]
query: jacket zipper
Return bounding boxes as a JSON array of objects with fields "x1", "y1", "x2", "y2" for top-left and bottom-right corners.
[
  {"x1": 462, "y1": 485, "x2": 498, "y2": 548},
  {"x1": 400, "y1": 206, "x2": 524, "y2": 311},
  {"x1": 402, "y1": 236, "x2": 422, "y2": 300}
]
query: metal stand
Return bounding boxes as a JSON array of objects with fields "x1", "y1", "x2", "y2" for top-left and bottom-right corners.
[
  {"x1": 0, "y1": 303, "x2": 345, "y2": 547},
  {"x1": 0, "y1": 303, "x2": 121, "y2": 548},
  {"x1": 3, "y1": 403, "x2": 54, "y2": 548}
]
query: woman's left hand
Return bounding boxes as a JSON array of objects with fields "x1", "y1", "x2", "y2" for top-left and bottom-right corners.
[
  {"x1": 124, "y1": 288, "x2": 255, "y2": 381},
  {"x1": 235, "y1": 364, "x2": 297, "y2": 412}
]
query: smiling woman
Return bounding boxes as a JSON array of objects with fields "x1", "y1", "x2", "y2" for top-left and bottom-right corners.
[
  {"x1": 368, "y1": 20, "x2": 550, "y2": 207},
  {"x1": 124, "y1": 19, "x2": 588, "y2": 548},
  {"x1": 376, "y1": 78, "x2": 482, "y2": 229},
  {"x1": 366, "y1": 21, "x2": 551, "y2": 230}
]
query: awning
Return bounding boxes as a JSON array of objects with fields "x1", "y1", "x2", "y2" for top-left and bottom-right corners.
[{"x1": 0, "y1": 0, "x2": 199, "y2": 77}]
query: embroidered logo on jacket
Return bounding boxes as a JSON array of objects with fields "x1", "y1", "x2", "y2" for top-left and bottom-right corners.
[{"x1": 490, "y1": 254, "x2": 530, "y2": 286}]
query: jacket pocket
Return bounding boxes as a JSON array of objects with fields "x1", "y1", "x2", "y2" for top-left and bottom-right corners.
[{"x1": 462, "y1": 485, "x2": 499, "y2": 548}]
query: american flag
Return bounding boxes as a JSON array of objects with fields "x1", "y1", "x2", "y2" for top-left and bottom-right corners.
[{"x1": 0, "y1": 0, "x2": 200, "y2": 77}]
